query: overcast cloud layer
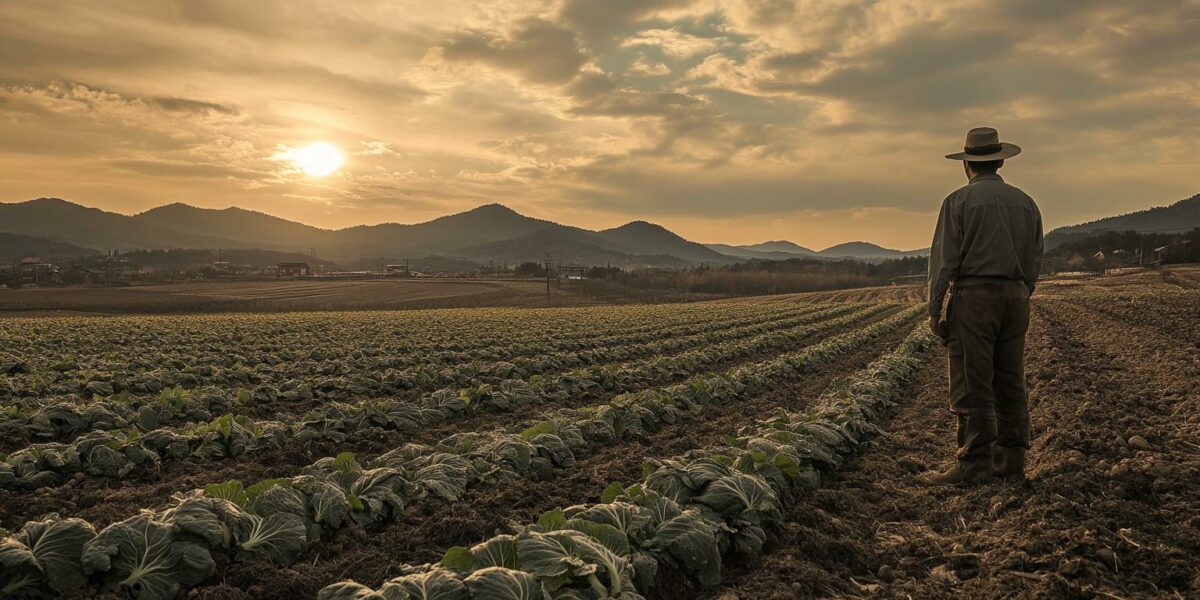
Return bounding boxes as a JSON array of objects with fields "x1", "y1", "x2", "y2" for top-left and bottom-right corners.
[{"x1": 1, "y1": 0, "x2": 1197, "y2": 248}]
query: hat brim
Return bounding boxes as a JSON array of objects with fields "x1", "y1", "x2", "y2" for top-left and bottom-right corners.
[{"x1": 945, "y1": 142, "x2": 1021, "y2": 161}]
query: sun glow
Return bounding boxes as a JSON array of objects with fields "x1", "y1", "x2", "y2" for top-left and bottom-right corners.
[{"x1": 287, "y1": 142, "x2": 344, "y2": 177}]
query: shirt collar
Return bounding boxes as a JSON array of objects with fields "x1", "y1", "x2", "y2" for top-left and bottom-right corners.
[{"x1": 969, "y1": 173, "x2": 1004, "y2": 184}]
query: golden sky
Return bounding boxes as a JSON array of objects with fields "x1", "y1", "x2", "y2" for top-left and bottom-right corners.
[{"x1": 1, "y1": 0, "x2": 1197, "y2": 249}]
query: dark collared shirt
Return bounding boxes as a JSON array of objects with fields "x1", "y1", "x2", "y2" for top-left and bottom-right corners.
[{"x1": 927, "y1": 173, "x2": 1043, "y2": 318}]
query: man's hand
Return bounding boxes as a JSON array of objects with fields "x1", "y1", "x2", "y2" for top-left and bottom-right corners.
[{"x1": 929, "y1": 315, "x2": 948, "y2": 339}]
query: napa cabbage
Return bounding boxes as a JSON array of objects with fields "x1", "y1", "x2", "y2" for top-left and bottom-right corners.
[{"x1": 0, "y1": 514, "x2": 95, "y2": 594}]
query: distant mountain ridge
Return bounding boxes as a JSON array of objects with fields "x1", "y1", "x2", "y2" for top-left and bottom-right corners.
[
  {"x1": 0, "y1": 198, "x2": 732, "y2": 268},
  {"x1": 0, "y1": 232, "x2": 98, "y2": 263},
  {"x1": 742, "y1": 240, "x2": 816, "y2": 255},
  {"x1": 135, "y1": 202, "x2": 330, "y2": 250},
  {"x1": 7, "y1": 193, "x2": 1188, "y2": 269},
  {"x1": 707, "y1": 240, "x2": 928, "y2": 262},
  {"x1": 703, "y1": 244, "x2": 795, "y2": 261},
  {"x1": 817, "y1": 241, "x2": 928, "y2": 260},
  {"x1": 1047, "y1": 193, "x2": 1200, "y2": 244},
  {"x1": 0, "y1": 198, "x2": 246, "y2": 250}
]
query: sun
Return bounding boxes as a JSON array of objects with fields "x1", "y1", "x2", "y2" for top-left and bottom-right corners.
[{"x1": 289, "y1": 142, "x2": 344, "y2": 177}]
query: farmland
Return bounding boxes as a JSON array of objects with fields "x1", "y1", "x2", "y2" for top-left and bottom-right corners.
[
  {"x1": 0, "y1": 269, "x2": 1197, "y2": 599},
  {"x1": 0, "y1": 278, "x2": 592, "y2": 316}
]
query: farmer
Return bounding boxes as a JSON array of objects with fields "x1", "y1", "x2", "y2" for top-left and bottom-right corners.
[{"x1": 925, "y1": 126, "x2": 1043, "y2": 485}]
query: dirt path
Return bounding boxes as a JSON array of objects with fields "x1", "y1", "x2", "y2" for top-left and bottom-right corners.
[
  {"x1": 710, "y1": 300, "x2": 1200, "y2": 599},
  {"x1": 184, "y1": 322, "x2": 918, "y2": 600}
]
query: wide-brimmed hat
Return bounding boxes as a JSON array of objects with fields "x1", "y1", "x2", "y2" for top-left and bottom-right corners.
[{"x1": 945, "y1": 126, "x2": 1021, "y2": 161}]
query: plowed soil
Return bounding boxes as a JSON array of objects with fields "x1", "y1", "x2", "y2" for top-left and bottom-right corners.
[{"x1": 709, "y1": 297, "x2": 1200, "y2": 599}]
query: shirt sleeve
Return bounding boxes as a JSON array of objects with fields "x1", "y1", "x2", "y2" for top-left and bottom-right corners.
[
  {"x1": 927, "y1": 193, "x2": 962, "y2": 318},
  {"x1": 1028, "y1": 202, "x2": 1044, "y2": 294}
]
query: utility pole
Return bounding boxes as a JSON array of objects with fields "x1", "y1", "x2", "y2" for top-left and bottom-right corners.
[{"x1": 545, "y1": 250, "x2": 552, "y2": 301}]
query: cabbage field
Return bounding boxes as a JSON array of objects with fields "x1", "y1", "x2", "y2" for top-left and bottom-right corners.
[{"x1": 1, "y1": 281, "x2": 1196, "y2": 600}]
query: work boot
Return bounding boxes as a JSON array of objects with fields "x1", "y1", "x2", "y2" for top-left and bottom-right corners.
[
  {"x1": 994, "y1": 446, "x2": 1027, "y2": 482},
  {"x1": 923, "y1": 458, "x2": 993, "y2": 486}
]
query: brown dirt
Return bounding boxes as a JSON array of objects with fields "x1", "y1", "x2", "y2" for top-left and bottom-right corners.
[
  {"x1": 0, "y1": 446, "x2": 321, "y2": 531},
  {"x1": 0, "y1": 278, "x2": 598, "y2": 316},
  {"x1": 708, "y1": 298, "x2": 1200, "y2": 599},
  {"x1": 184, "y1": 321, "x2": 918, "y2": 599},
  {"x1": 0, "y1": 308, "x2": 901, "y2": 530},
  {"x1": 1058, "y1": 290, "x2": 1200, "y2": 349}
]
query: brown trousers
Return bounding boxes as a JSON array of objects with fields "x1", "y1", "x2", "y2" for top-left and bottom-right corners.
[{"x1": 945, "y1": 280, "x2": 1031, "y2": 464}]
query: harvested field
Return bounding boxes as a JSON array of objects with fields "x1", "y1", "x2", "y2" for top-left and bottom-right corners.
[
  {"x1": 1, "y1": 271, "x2": 1196, "y2": 600},
  {"x1": 0, "y1": 277, "x2": 591, "y2": 315}
]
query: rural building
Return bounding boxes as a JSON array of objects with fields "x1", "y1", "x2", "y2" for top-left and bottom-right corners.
[
  {"x1": 1110, "y1": 249, "x2": 1132, "y2": 266},
  {"x1": 1148, "y1": 242, "x2": 1197, "y2": 264},
  {"x1": 276, "y1": 262, "x2": 311, "y2": 277},
  {"x1": 386, "y1": 264, "x2": 412, "y2": 277},
  {"x1": 1152, "y1": 245, "x2": 1169, "y2": 263},
  {"x1": 211, "y1": 261, "x2": 265, "y2": 277},
  {"x1": 558, "y1": 265, "x2": 588, "y2": 280},
  {"x1": 16, "y1": 257, "x2": 60, "y2": 285}
]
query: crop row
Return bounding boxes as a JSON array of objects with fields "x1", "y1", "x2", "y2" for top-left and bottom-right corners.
[
  {"x1": 0, "y1": 308, "x2": 924, "y2": 599},
  {"x1": 0, "y1": 302, "x2": 812, "y2": 400},
  {"x1": 317, "y1": 325, "x2": 938, "y2": 600},
  {"x1": 0, "y1": 304, "x2": 887, "y2": 488},
  {"x1": 0, "y1": 302, "x2": 811, "y2": 396},
  {"x1": 1059, "y1": 288, "x2": 1200, "y2": 340},
  {"x1": 0, "y1": 303, "x2": 839, "y2": 448}
]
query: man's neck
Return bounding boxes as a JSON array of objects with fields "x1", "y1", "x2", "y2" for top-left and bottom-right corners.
[{"x1": 968, "y1": 172, "x2": 1003, "y2": 183}]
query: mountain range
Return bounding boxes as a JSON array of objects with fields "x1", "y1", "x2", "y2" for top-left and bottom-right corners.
[
  {"x1": 704, "y1": 240, "x2": 927, "y2": 262},
  {"x1": 1045, "y1": 193, "x2": 1200, "y2": 246},
  {"x1": 0, "y1": 199, "x2": 739, "y2": 268},
  {"x1": 2, "y1": 194, "x2": 1195, "y2": 269}
]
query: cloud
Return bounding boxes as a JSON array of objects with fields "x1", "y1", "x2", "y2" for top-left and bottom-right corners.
[
  {"x1": 436, "y1": 17, "x2": 588, "y2": 84},
  {"x1": 355, "y1": 141, "x2": 396, "y2": 156},
  {"x1": 0, "y1": 0, "x2": 1198, "y2": 246},
  {"x1": 759, "y1": 50, "x2": 825, "y2": 76},
  {"x1": 559, "y1": 0, "x2": 696, "y2": 44},
  {"x1": 107, "y1": 159, "x2": 259, "y2": 179},
  {"x1": 622, "y1": 28, "x2": 721, "y2": 59},
  {"x1": 570, "y1": 89, "x2": 702, "y2": 118},
  {"x1": 145, "y1": 97, "x2": 239, "y2": 115},
  {"x1": 626, "y1": 57, "x2": 673, "y2": 77}
]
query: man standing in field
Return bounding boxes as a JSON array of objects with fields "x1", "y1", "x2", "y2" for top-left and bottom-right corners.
[{"x1": 925, "y1": 126, "x2": 1043, "y2": 485}]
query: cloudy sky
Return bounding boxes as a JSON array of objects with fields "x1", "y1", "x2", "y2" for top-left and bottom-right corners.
[{"x1": 1, "y1": 0, "x2": 1197, "y2": 249}]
